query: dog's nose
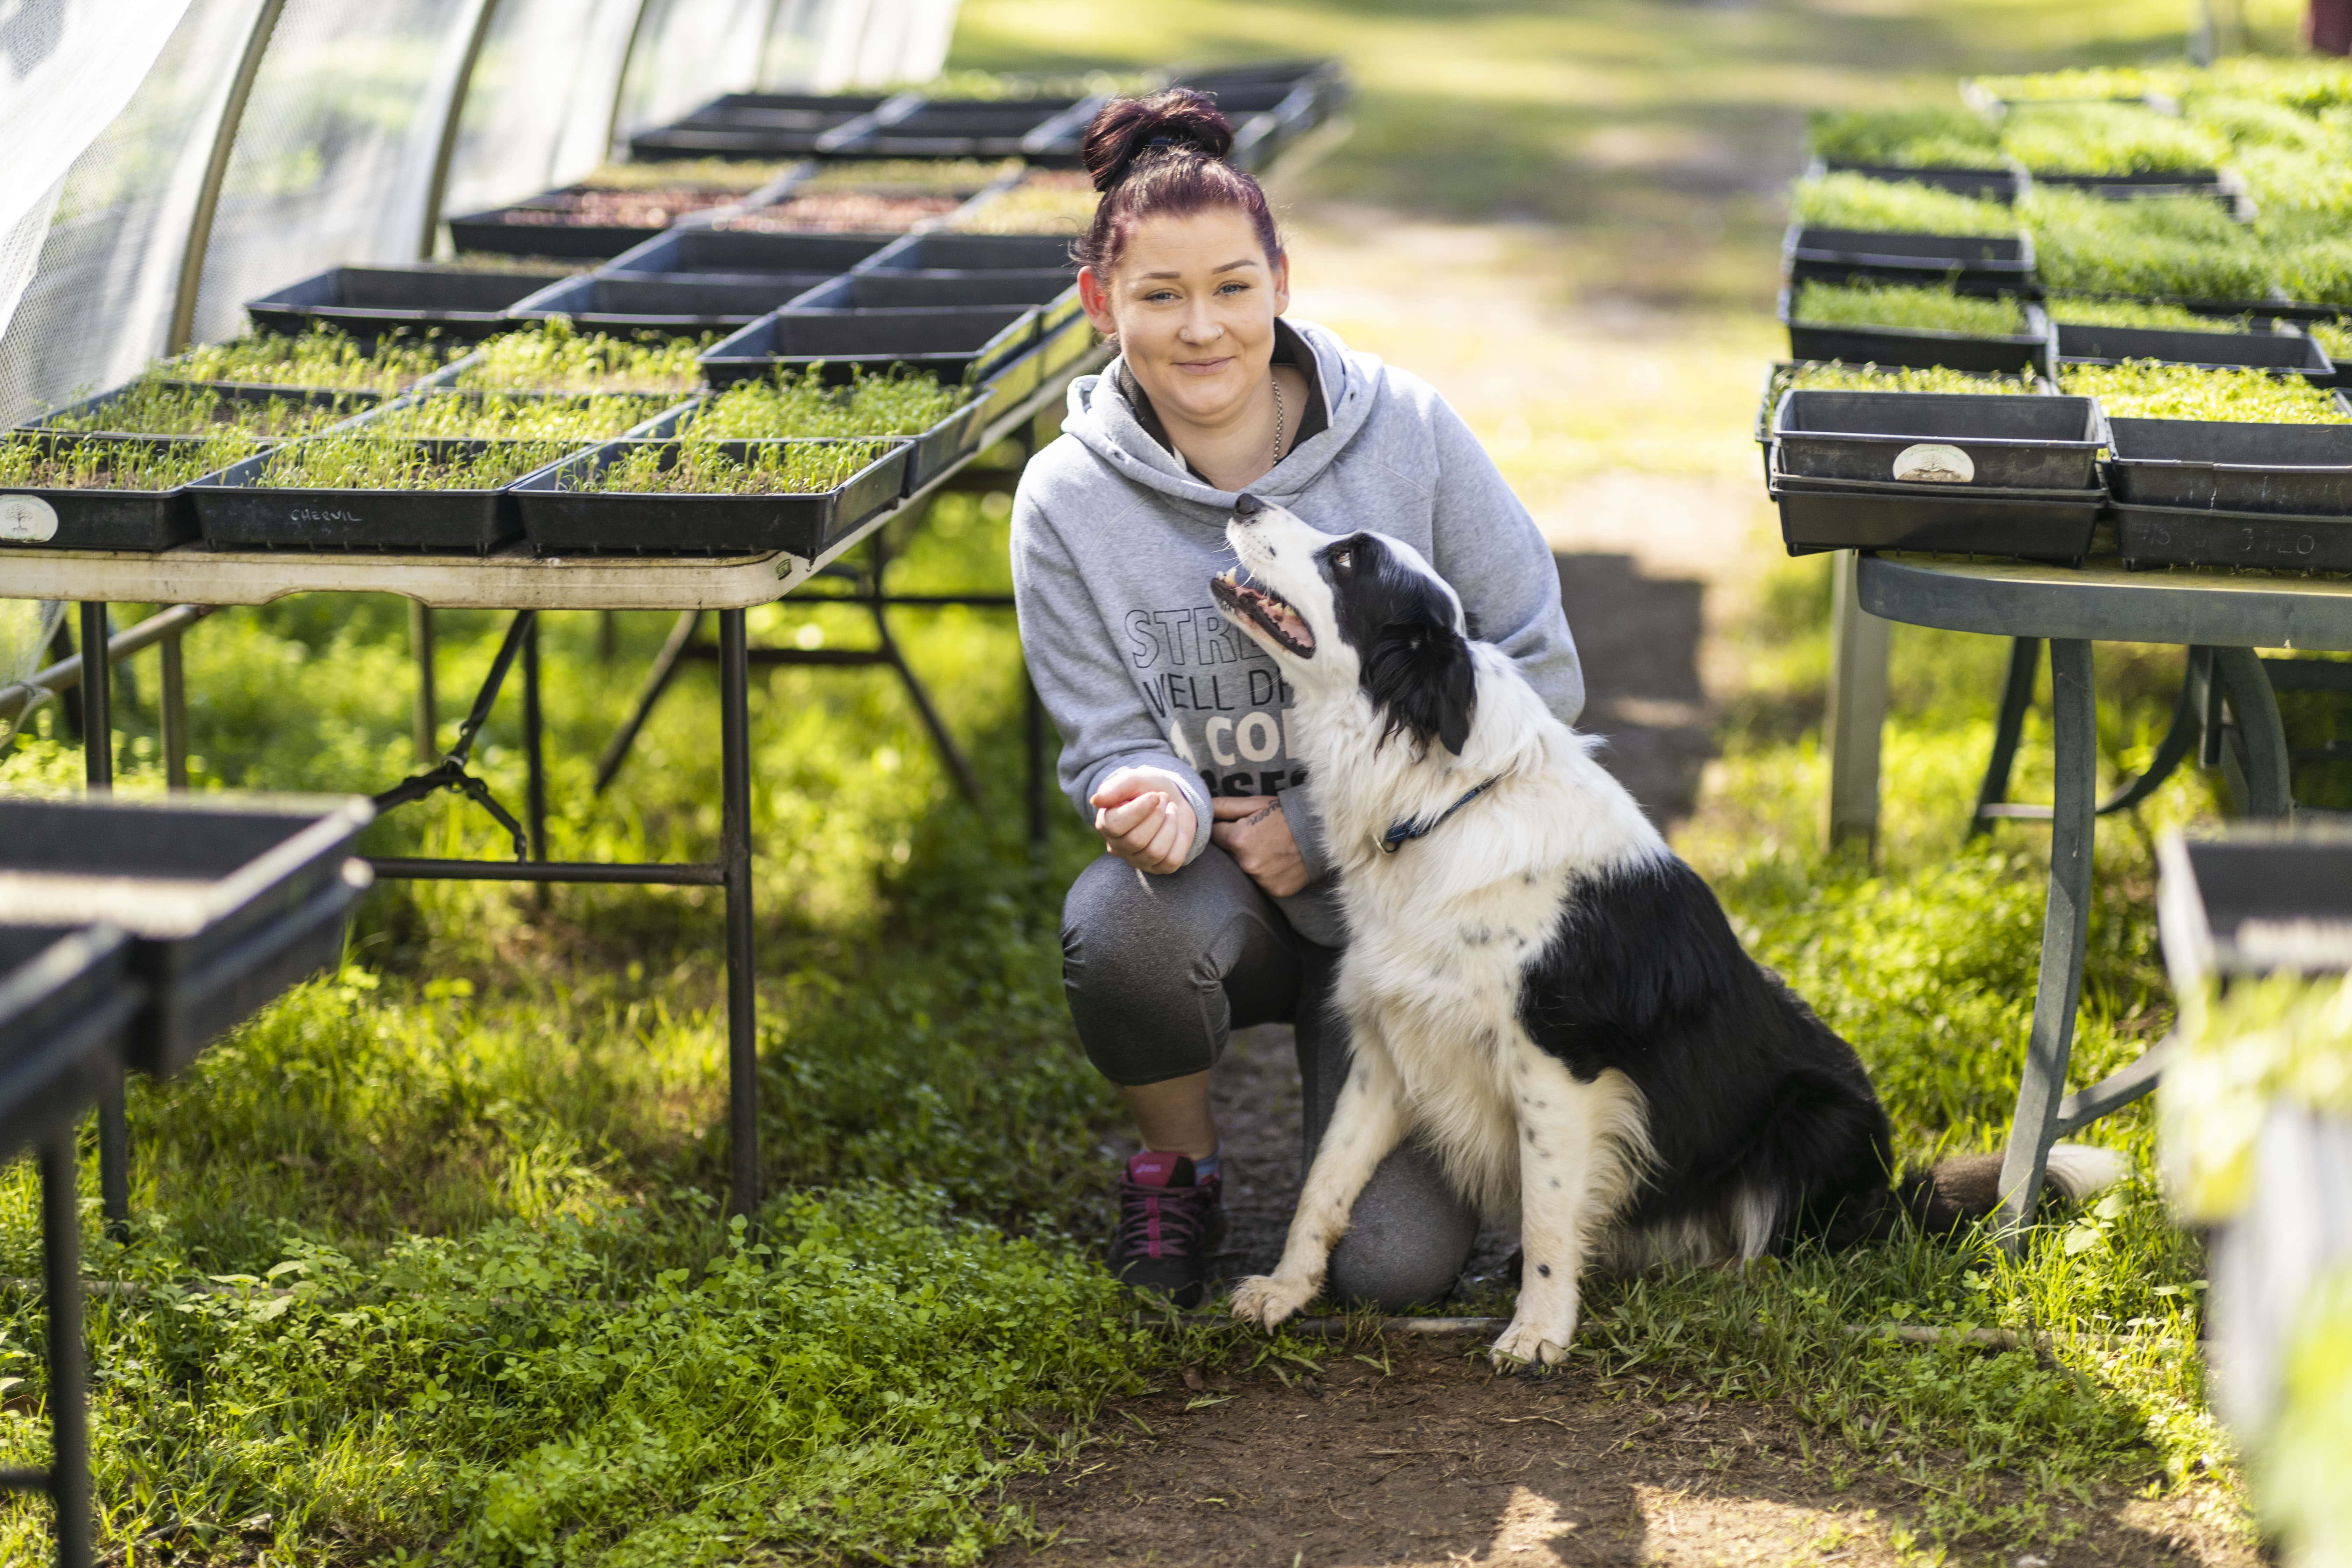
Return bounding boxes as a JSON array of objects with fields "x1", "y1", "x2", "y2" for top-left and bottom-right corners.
[{"x1": 1232, "y1": 493, "x2": 1266, "y2": 518}]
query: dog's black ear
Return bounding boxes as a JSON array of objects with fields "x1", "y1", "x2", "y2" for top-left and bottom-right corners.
[{"x1": 1363, "y1": 622, "x2": 1476, "y2": 756}]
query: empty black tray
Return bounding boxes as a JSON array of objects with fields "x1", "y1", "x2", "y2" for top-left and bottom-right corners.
[
  {"x1": 0, "y1": 926, "x2": 138, "y2": 1160},
  {"x1": 244, "y1": 265, "x2": 568, "y2": 340},
  {"x1": 0, "y1": 794, "x2": 372, "y2": 1076},
  {"x1": 2158, "y1": 829, "x2": 2352, "y2": 976},
  {"x1": 0, "y1": 434, "x2": 220, "y2": 550},
  {"x1": 2107, "y1": 417, "x2": 2352, "y2": 516},
  {"x1": 700, "y1": 304, "x2": 1038, "y2": 389},
  {"x1": 854, "y1": 233, "x2": 1076, "y2": 273},
  {"x1": 1781, "y1": 292, "x2": 2050, "y2": 376},
  {"x1": 599, "y1": 227, "x2": 890, "y2": 283},
  {"x1": 1772, "y1": 389, "x2": 2105, "y2": 488},
  {"x1": 832, "y1": 98, "x2": 1084, "y2": 161},
  {"x1": 1786, "y1": 226, "x2": 2035, "y2": 296},
  {"x1": 629, "y1": 92, "x2": 889, "y2": 160},
  {"x1": 2117, "y1": 499, "x2": 2352, "y2": 573},
  {"x1": 2056, "y1": 322, "x2": 2330, "y2": 378},
  {"x1": 509, "y1": 274, "x2": 824, "y2": 332},
  {"x1": 511, "y1": 437, "x2": 910, "y2": 558},
  {"x1": 1769, "y1": 470, "x2": 2102, "y2": 561},
  {"x1": 789, "y1": 269, "x2": 1080, "y2": 326},
  {"x1": 190, "y1": 438, "x2": 556, "y2": 552}
]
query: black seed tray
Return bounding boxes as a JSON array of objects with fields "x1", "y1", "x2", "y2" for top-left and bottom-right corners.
[
  {"x1": 2107, "y1": 416, "x2": 2352, "y2": 516},
  {"x1": 1773, "y1": 389, "x2": 2104, "y2": 488},
  {"x1": 2118, "y1": 499, "x2": 2352, "y2": 572},
  {"x1": 700, "y1": 304, "x2": 1038, "y2": 389},
  {"x1": 837, "y1": 99, "x2": 1082, "y2": 161},
  {"x1": 511, "y1": 437, "x2": 910, "y2": 557},
  {"x1": 599, "y1": 227, "x2": 891, "y2": 282},
  {"x1": 2031, "y1": 169, "x2": 2232, "y2": 200},
  {"x1": 243, "y1": 265, "x2": 568, "y2": 340},
  {"x1": 0, "y1": 434, "x2": 219, "y2": 550},
  {"x1": 2056, "y1": 322, "x2": 2331, "y2": 378},
  {"x1": 0, "y1": 926, "x2": 136, "y2": 1161},
  {"x1": 1768, "y1": 471, "x2": 2102, "y2": 561},
  {"x1": 665, "y1": 387, "x2": 983, "y2": 497},
  {"x1": 790, "y1": 269, "x2": 1080, "y2": 328},
  {"x1": 509, "y1": 274, "x2": 825, "y2": 332},
  {"x1": 0, "y1": 794, "x2": 372, "y2": 1077},
  {"x1": 1780, "y1": 291, "x2": 2049, "y2": 375},
  {"x1": 631, "y1": 93, "x2": 891, "y2": 159},
  {"x1": 342, "y1": 388, "x2": 697, "y2": 442},
  {"x1": 1818, "y1": 160, "x2": 2024, "y2": 203},
  {"x1": 1785, "y1": 226, "x2": 2035, "y2": 296},
  {"x1": 23, "y1": 379, "x2": 380, "y2": 438},
  {"x1": 446, "y1": 201, "x2": 717, "y2": 261},
  {"x1": 854, "y1": 232, "x2": 1075, "y2": 273},
  {"x1": 190, "y1": 437, "x2": 556, "y2": 552}
]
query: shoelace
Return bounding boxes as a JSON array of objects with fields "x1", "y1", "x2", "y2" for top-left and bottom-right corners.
[{"x1": 1117, "y1": 1176, "x2": 1219, "y2": 1259}]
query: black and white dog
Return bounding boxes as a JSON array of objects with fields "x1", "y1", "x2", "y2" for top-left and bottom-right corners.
[{"x1": 1208, "y1": 497, "x2": 2119, "y2": 1369}]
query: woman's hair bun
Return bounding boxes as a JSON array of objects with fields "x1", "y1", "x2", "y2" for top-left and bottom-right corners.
[{"x1": 1080, "y1": 89, "x2": 1236, "y2": 194}]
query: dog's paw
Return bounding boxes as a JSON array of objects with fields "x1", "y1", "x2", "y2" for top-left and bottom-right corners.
[
  {"x1": 1489, "y1": 1307, "x2": 1578, "y2": 1373},
  {"x1": 1227, "y1": 1273, "x2": 1314, "y2": 1330}
]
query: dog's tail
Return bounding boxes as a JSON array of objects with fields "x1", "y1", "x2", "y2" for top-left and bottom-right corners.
[{"x1": 1897, "y1": 1144, "x2": 2128, "y2": 1234}]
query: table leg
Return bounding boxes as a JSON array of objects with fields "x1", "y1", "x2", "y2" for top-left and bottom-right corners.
[
  {"x1": 2211, "y1": 646, "x2": 2291, "y2": 817},
  {"x1": 79, "y1": 604, "x2": 130, "y2": 1241},
  {"x1": 719, "y1": 609, "x2": 759, "y2": 1217},
  {"x1": 1997, "y1": 637, "x2": 2095, "y2": 1245},
  {"x1": 1969, "y1": 637, "x2": 2039, "y2": 837},
  {"x1": 1824, "y1": 551, "x2": 1891, "y2": 855},
  {"x1": 160, "y1": 623, "x2": 189, "y2": 791},
  {"x1": 410, "y1": 602, "x2": 437, "y2": 767},
  {"x1": 41, "y1": 1133, "x2": 91, "y2": 1568}
]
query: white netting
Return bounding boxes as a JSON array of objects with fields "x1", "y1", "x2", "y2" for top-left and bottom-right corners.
[
  {"x1": 0, "y1": 600, "x2": 64, "y2": 746},
  {"x1": 439, "y1": 0, "x2": 647, "y2": 225},
  {"x1": 612, "y1": 0, "x2": 774, "y2": 145}
]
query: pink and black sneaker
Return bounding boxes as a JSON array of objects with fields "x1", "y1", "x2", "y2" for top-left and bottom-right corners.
[{"x1": 1111, "y1": 1152, "x2": 1225, "y2": 1308}]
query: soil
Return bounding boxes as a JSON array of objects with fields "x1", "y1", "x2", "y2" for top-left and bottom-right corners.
[
  {"x1": 720, "y1": 192, "x2": 966, "y2": 233},
  {"x1": 502, "y1": 189, "x2": 743, "y2": 229}
]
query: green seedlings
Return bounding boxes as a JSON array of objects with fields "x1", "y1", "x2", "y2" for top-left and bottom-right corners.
[
  {"x1": 454, "y1": 321, "x2": 707, "y2": 394},
  {"x1": 2239, "y1": 147, "x2": 2352, "y2": 223},
  {"x1": 449, "y1": 252, "x2": 598, "y2": 276},
  {"x1": 1999, "y1": 103, "x2": 2221, "y2": 176},
  {"x1": 1791, "y1": 173, "x2": 2017, "y2": 236},
  {"x1": 803, "y1": 159, "x2": 1018, "y2": 191},
  {"x1": 2059, "y1": 360, "x2": 2350, "y2": 422},
  {"x1": 1791, "y1": 281, "x2": 2027, "y2": 335},
  {"x1": 171, "y1": 327, "x2": 446, "y2": 391},
  {"x1": 2184, "y1": 92, "x2": 2334, "y2": 152},
  {"x1": 1808, "y1": 107, "x2": 2002, "y2": 168},
  {"x1": 580, "y1": 159, "x2": 797, "y2": 192},
  {"x1": 1968, "y1": 66, "x2": 2182, "y2": 103},
  {"x1": 2305, "y1": 319, "x2": 2352, "y2": 359},
  {"x1": 2019, "y1": 186, "x2": 2268, "y2": 299},
  {"x1": 951, "y1": 172, "x2": 1096, "y2": 234},
  {"x1": 2272, "y1": 238, "x2": 2352, "y2": 305},
  {"x1": 2200, "y1": 56, "x2": 2352, "y2": 114},
  {"x1": 566, "y1": 439, "x2": 895, "y2": 495},
  {"x1": 1784, "y1": 362, "x2": 2039, "y2": 394},
  {"x1": 365, "y1": 392, "x2": 677, "y2": 441},
  {"x1": 36, "y1": 379, "x2": 368, "y2": 438},
  {"x1": 255, "y1": 436, "x2": 577, "y2": 490},
  {"x1": 681, "y1": 368, "x2": 969, "y2": 442},
  {"x1": 2045, "y1": 296, "x2": 2266, "y2": 332},
  {"x1": 0, "y1": 430, "x2": 259, "y2": 490}
]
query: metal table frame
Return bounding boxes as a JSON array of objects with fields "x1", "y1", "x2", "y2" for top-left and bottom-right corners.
[
  {"x1": 1853, "y1": 553, "x2": 2352, "y2": 1240},
  {"x1": 2, "y1": 354, "x2": 1104, "y2": 1223}
]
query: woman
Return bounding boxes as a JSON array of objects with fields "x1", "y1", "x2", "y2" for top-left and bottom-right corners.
[{"x1": 1012, "y1": 89, "x2": 1586, "y2": 1309}]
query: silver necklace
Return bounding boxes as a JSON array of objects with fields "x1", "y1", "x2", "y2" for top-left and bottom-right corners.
[{"x1": 1270, "y1": 370, "x2": 1288, "y2": 463}]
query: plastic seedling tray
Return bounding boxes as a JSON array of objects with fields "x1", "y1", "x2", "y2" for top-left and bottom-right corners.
[
  {"x1": 0, "y1": 794, "x2": 372, "y2": 1077},
  {"x1": 2054, "y1": 322, "x2": 2330, "y2": 379},
  {"x1": 2159, "y1": 830, "x2": 2352, "y2": 976},
  {"x1": 2107, "y1": 417, "x2": 2352, "y2": 516},
  {"x1": 1780, "y1": 292, "x2": 2050, "y2": 376},
  {"x1": 0, "y1": 926, "x2": 137, "y2": 1160},
  {"x1": 1784, "y1": 226, "x2": 2035, "y2": 296},
  {"x1": 243, "y1": 265, "x2": 569, "y2": 340},
  {"x1": 1817, "y1": 160, "x2": 2024, "y2": 203},
  {"x1": 2116, "y1": 499, "x2": 2352, "y2": 572},
  {"x1": 190, "y1": 438, "x2": 556, "y2": 552},
  {"x1": 599, "y1": 227, "x2": 891, "y2": 282},
  {"x1": 25, "y1": 379, "x2": 381, "y2": 439},
  {"x1": 0, "y1": 434, "x2": 220, "y2": 550},
  {"x1": 507, "y1": 274, "x2": 823, "y2": 332},
  {"x1": 2032, "y1": 169, "x2": 2235, "y2": 202},
  {"x1": 789, "y1": 268, "x2": 1080, "y2": 326},
  {"x1": 841, "y1": 99, "x2": 1081, "y2": 160},
  {"x1": 700, "y1": 304, "x2": 1038, "y2": 389},
  {"x1": 630, "y1": 93, "x2": 889, "y2": 159},
  {"x1": 1768, "y1": 465, "x2": 2102, "y2": 562},
  {"x1": 447, "y1": 191, "x2": 737, "y2": 261},
  {"x1": 343, "y1": 388, "x2": 698, "y2": 442},
  {"x1": 511, "y1": 437, "x2": 910, "y2": 557},
  {"x1": 854, "y1": 233, "x2": 1076, "y2": 273},
  {"x1": 1772, "y1": 389, "x2": 2104, "y2": 488}
]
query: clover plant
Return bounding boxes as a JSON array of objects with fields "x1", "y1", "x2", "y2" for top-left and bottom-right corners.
[
  {"x1": 0, "y1": 429, "x2": 259, "y2": 489},
  {"x1": 255, "y1": 435, "x2": 578, "y2": 490},
  {"x1": 1792, "y1": 173, "x2": 2017, "y2": 236},
  {"x1": 173, "y1": 327, "x2": 446, "y2": 391},
  {"x1": 1792, "y1": 281, "x2": 2027, "y2": 335},
  {"x1": 454, "y1": 321, "x2": 708, "y2": 394},
  {"x1": 2059, "y1": 360, "x2": 2350, "y2": 422},
  {"x1": 2019, "y1": 186, "x2": 2268, "y2": 298},
  {"x1": 567, "y1": 439, "x2": 895, "y2": 495},
  {"x1": 1999, "y1": 103, "x2": 2222, "y2": 176}
]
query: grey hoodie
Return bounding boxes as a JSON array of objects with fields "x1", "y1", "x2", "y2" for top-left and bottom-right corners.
[{"x1": 1010, "y1": 317, "x2": 1583, "y2": 946}]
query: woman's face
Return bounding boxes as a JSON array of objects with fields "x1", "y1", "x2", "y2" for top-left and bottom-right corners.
[{"x1": 1078, "y1": 205, "x2": 1289, "y2": 430}]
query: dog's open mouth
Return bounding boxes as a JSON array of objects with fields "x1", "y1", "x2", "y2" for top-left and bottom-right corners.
[{"x1": 1213, "y1": 566, "x2": 1315, "y2": 657}]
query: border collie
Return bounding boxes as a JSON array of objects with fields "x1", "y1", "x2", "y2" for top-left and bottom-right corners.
[{"x1": 1207, "y1": 496, "x2": 2120, "y2": 1369}]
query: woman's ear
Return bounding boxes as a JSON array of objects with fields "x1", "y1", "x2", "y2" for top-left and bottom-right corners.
[
  {"x1": 1077, "y1": 265, "x2": 1119, "y2": 336},
  {"x1": 1270, "y1": 249, "x2": 1291, "y2": 316}
]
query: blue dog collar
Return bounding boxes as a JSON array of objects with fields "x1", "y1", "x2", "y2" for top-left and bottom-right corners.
[{"x1": 1380, "y1": 774, "x2": 1503, "y2": 854}]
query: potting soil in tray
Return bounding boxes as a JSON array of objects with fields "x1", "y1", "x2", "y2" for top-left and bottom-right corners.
[
  {"x1": 0, "y1": 432, "x2": 264, "y2": 550},
  {"x1": 243, "y1": 265, "x2": 570, "y2": 341},
  {"x1": 0, "y1": 793, "x2": 372, "y2": 1076},
  {"x1": 699, "y1": 304, "x2": 1037, "y2": 389},
  {"x1": 190, "y1": 437, "x2": 578, "y2": 552},
  {"x1": 1781, "y1": 287, "x2": 2048, "y2": 374},
  {"x1": 512, "y1": 437, "x2": 910, "y2": 557},
  {"x1": 2107, "y1": 418, "x2": 2352, "y2": 515},
  {"x1": 1768, "y1": 470, "x2": 2102, "y2": 561},
  {"x1": 2116, "y1": 500, "x2": 2352, "y2": 572},
  {"x1": 1772, "y1": 388, "x2": 2105, "y2": 488},
  {"x1": 509, "y1": 274, "x2": 825, "y2": 331},
  {"x1": 0, "y1": 925, "x2": 138, "y2": 1160},
  {"x1": 2054, "y1": 322, "x2": 2331, "y2": 377},
  {"x1": 490, "y1": 188, "x2": 743, "y2": 229},
  {"x1": 721, "y1": 192, "x2": 963, "y2": 233}
]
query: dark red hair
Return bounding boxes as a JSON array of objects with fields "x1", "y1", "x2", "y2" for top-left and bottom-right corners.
[{"x1": 1072, "y1": 89, "x2": 1283, "y2": 276}]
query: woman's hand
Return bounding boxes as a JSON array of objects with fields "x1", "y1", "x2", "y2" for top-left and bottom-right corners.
[
  {"x1": 1211, "y1": 796, "x2": 1309, "y2": 898},
  {"x1": 1091, "y1": 768, "x2": 1197, "y2": 874}
]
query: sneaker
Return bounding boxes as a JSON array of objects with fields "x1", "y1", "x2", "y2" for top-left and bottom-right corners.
[{"x1": 1111, "y1": 1152, "x2": 1225, "y2": 1308}]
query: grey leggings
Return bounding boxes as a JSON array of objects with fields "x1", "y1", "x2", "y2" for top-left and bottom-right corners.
[{"x1": 1061, "y1": 849, "x2": 1479, "y2": 1308}]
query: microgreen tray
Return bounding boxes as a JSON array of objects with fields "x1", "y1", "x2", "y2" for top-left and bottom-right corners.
[
  {"x1": 0, "y1": 433, "x2": 262, "y2": 549},
  {"x1": 2116, "y1": 500, "x2": 2352, "y2": 573},
  {"x1": 23, "y1": 379, "x2": 380, "y2": 439},
  {"x1": 511, "y1": 438, "x2": 910, "y2": 557},
  {"x1": 190, "y1": 437, "x2": 564, "y2": 552},
  {"x1": 0, "y1": 794, "x2": 372, "y2": 1077},
  {"x1": 598, "y1": 227, "x2": 892, "y2": 284},
  {"x1": 446, "y1": 195, "x2": 736, "y2": 261},
  {"x1": 2054, "y1": 322, "x2": 2331, "y2": 379},
  {"x1": 243, "y1": 265, "x2": 570, "y2": 340},
  {"x1": 0, "y1": 926, "x2": 136, "y2": 1161},
  {"x1": 1785, "y1": 226, "x2": 2036, "y2": 298},
  {"x1": 1772, "y1": 389, "x2": 2106, "y2": 488},
  {"x1": 2107, "y1": 416, "x2": 2352, "y2": 516},
  {"x1": 699, "y1": 304, "x2": 1038, "y2": 389},
  {"x1": 1780, "y1": 292, "x2": 2051, "y2": 376}
]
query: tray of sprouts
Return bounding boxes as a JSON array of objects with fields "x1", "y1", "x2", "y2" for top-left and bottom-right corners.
[
  {"x1": 0, "y1": 431, "x2": 260, "y2": 550},
  {"x1": 190, "y1": 435, "x2": 581, "y2": 552},
  {"x1": 157, "y1": 326, "x2": 451, "y2": 399},
  {"x1": 670, "y1": 367, "x2": 981, "y2": 494},
  {"x1": 511, "y1": 436, "x2": 909, "y2": 557},
  {"x1": 1785, "y1": 175, "x2": 2032, "y2": 295},
  {"x1": 347, "y1": 389, "x2": 690, "y2": 443},
  {"x1": 1806, "y1": 107, "x2": 2019, "y2": 201},
  {"x1": 20, "y1": 375, "x2": 378, "y2": 443},
  {"x1": 950, "y1": 169, "x2": 1100, "y2": 235},
  {"x1": 1779, "y1": 281, "x2": 2049, "y2": 373},
  {"x1": 436, "y1": 322, "x2": 708, "y2": 397},
  {"x1": 1750, "y1": 360, "x2": 2046, "y2": 478}
]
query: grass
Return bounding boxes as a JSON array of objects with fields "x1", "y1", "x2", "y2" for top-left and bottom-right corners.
[
  {"x1": 1791, "y1": 281, "x2": 2027, "y2": 335},
  {"x1": 169, "y1": 328, "x2": 447, "y2": 393},
  {"x1": 362, "y1": 393, "x2": 680, "y2": 442},
  {"x1": 564, "y1": 439, "x2": 897, "y2": 494},
  {"x1": 1792, "y1": 173, "x2": 2018, "y2": 237},
  {"x1": 0, "y1": 430, "x2": 260, "y2": 490},
  {"x1": 251, "y1": 436, "x2": 580, "y2": 490},
  {"x1": 34, "y1": 380, "x2": 371, "y2": 439},
  {"x1": 2046, "y1": 295, "x2": 2267, "y2": 331},
  {"x1": 678, "y1": 369, "x2": 971, "y2": 442},
  {"x1": 2019, "y1": 184, "x2": 2269, "y2": 299},
  {"x1": 1998, "y1": 102, "x2": 2222, "y2": 175},
  {"x1": 2059, "y1": 359, "x2": 2352, "y2": 421},
  {"x1": 1808, "y1": 106, "x2": 2003, "y2": 168},
  {"x1": 453, "y1": 323, "x2": 708, "y2": 395}
]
